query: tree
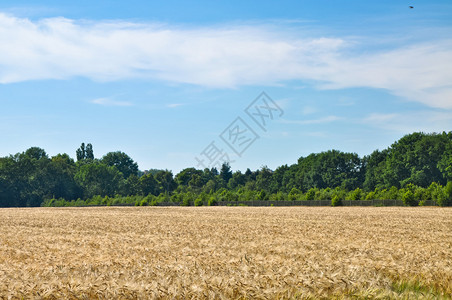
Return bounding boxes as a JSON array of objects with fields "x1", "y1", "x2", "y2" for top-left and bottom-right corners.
[
  {"x1": 24, "y1": 147, "x2": 48, "y2": 160},
  {"x1": 175, "y1": 168, "x2": 203, "y2": 186},
  {"x1": 76, "y1": 142, "x2": 95, "y2": 161},
  {"x1": 76, "y1": 143, "x2": 86, "y2": 161},
  {"x1": 123, "y1": 174, "x2": 141, "y2": 196},
  {"x1": 382, "y1": 133, "x2": 449, "y2": 188},
  {"x1": 85, "y1": 143, "x2": 94, "y2": 160},
  {"x1": 256, "y1": 166, "x2": 273, "y2": 192},
  {"x1": 188, "y1": 174, "x2": 204, "y2": 190},
  {"x1": 139, "y1": 173, "x2": 159, "y2": 196},
  {"x1": 363, "y1": 149, "x2": 388, "y2": 191},
  {"x1": 75, "y1": 162, "x2": 123, "y2": 198},
  {"x1": 101, "y1": 151, "x2": 138, "y2": 179},
  {"x1": 155, "y1": 170, "x2": 177, "y2": 197},
  {"x1": 297, "y1": 150, "x2": 364, "y2": 190},
  {"x1": 220, "y1": 163, "x2": 233, "y2": 184},
  {"x1": 227, "y1": 171, "x2": 246, "y2": 190},
  {"x1": 47, "y1": 154, "x2": 80, "y2": 200}
]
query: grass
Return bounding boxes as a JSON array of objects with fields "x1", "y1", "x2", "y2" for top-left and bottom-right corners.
[{"x1": 0, "y1": 207, "x2": 451, "y2": 299}]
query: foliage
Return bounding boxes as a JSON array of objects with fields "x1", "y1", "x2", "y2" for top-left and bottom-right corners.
[
  {"x1": 1, "y1": 132, "x2": 452, "y2": 207},
  {"x1": 331, "y1": 195, "x2": 342, "y2": 206},
  {"x1": 101, "y1": 151, "x2": 138, "y2": 178},
  {"x1": 402, "y1": 190, "x2": 417, "y2": 206}
]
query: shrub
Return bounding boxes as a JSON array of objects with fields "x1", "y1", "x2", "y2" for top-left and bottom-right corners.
[
  {"x1": 437, "y1": 182, "x2": 452, "y2": 207},
  {"x1": 182, "y1": 196, "x2": 190, "y2": 206},
  {"x1": 288, "y1": 188, "x2": 301, "y2": 201},
  {"x1": 305, "y1": 188, "x2": 315, "y2": 200},
  {"x1": 331, "y1": 195, "x2": 342, "y2": 207},
  {"x1": 402, "y1": 190, "x2": 418, "y2": 206},
  {"x1": 349, "y1": 188, "x2": 363, "y2": 201},
  {"x1": 208, "y1": 196, "x2": 217, "y2": 206},
  {"x1": 257, "y1": 190, "x2": 267, "y2": 200},
  {"x1": 194, "y1": 198, "x2": 204, "y2": 206},
  {"x1": 365, "y1": 191, "x2": 376, "y2": 200},
  {"x1": 387, "y1": 186, "x2": 399, "y2": 200}
]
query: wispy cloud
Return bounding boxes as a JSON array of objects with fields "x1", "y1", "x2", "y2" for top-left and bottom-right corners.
[
  {"x1": 91, "y1": 98, "x2": 133, "y2": 106},
  {"x1": 1, "y1": 13, "x2": 452, "y2": 109},
  {"x1": 364, "y1": 113, "x2": 398, "y2": 123},
  {"x1": 362, "y1": 111, "x2": 452, "y2": 133},
  {"x1": 301, "y1": 106, "x2": 317, "y2": 115},
  {"x1": 281, "y1": 115, "x2": 342, "y2": 125},
  {"x1": 167, "y1": 103, "x2": 184, "y2": 108}
]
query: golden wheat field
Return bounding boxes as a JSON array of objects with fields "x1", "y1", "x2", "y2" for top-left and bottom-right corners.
[{"x1": 0, "y1": 207, "x2": 451, "y2": 299}]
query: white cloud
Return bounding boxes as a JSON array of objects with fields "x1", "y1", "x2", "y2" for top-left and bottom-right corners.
[
  {"x1": 91, "y1": 98, "x2": 132, "y2": 106},
  {"x1": 281, "y1": 115, "x2": 342, "y2": 125},
  {"x1": 167, "y1": 103, "x2": 184, "y2": 108},
  {"x1": 362, "y1": 111, "x2": 452, "y2": 133},
  {"x1": 301, "y1": 106, "x2": 317, "y2": 115},
  {"x1": 1, "y1": 13, "x2": 452, "y2": 109},
  {"x1": 364, "y1": 113, "x2": 398, "y2": 123}
]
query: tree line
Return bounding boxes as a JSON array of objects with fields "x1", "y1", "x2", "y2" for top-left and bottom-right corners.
[{"x1": 1, "y1": 132, "x2": 451, "y2": 207}]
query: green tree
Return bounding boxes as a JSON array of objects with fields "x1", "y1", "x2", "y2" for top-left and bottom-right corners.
[
  {"x1": 76, "y1": 143, "x2": 86, "y2": 161},
  {"x1": 227, "y1": 171, "x2": 246, "y2": 190},
  {"x1": 101, "y1": 151, "x2": 138, "y2": 179},
  {"x1": 47, "y1": 153, "x2": 80, "y2": 200},
  {"x1": 255, "y1": 166, "x2": 273, "y2": 192},
  {"x1": 363, "y1": 150, "x2": 388, "y2": 191},
  {"x1": 220, "y1": 163, "x2": 233, "y2": 184},
  {"x1": 155, "y1": 170, "x2": 177, "y2": 198},
  {"x1": 188, "y1": 174, "x2": 204, "y2": 190},
  {"x1": 75, "y1": 162, "x2": 123, "y2": 198},
  {"x1": 383, "y1": 132, "x2": 450, "y2": 188},
  {"x1": 297, "y1": 150, "x2": 364, "y2": 190},
  {"x1": 175, "y1": 168, "x2": 203, "y2": 186},
  {"x1": 123, "y1": 174, "x2": 141, "y2": 196},
  {"x1": 139, "y1": 173, "x2": 159, "y2": 196},
  {"x1": 85, "y1": 143, "x2": 94, "y2": 160}
]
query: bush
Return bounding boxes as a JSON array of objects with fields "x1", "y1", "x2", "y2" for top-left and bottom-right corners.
[
  {"x1": 437, "y1": 182, "x2": 452, "y2": 207},
  {"x1": 331, "y1": 195, "x2": 342, "y2": 206},
  {"x1": 257, "y1": 190, "x2": 267, "y2": 200},
  {"x1": 402, "y1": 190, "x2": 418, "y2": 206},
  {"x1": 194, "y1": 198, "x2": 204, "y2": 206},
  {"x1": 182, "y1": 197, "x2": 190, "y2": 206},
  {"x1": 305, "y1": 188, "x2": 315, "y2": 200},
  {"x1": 288, "y1": 188, "x2": 301, "y2": 201},
  {"x1": 348, "y1": 188, "x2": 363, "y2": 201},
  {"x1": 387, "y1": 186, "x2": 399, "y2": 200},
  {"x1": 208, "y1": 196, "x2": 217, "y2": 206},
  {"x1": 365, "y1": 191, "x2": 376, "y2": 200}
]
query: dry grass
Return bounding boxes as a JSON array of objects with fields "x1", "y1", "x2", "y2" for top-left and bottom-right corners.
[{"x1": 0, "y1": 207, "x2": 451, "y2": 299}]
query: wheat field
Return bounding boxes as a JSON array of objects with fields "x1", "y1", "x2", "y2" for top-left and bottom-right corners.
[{"x1": 0, "y1": 207, "x2": 451, "y2": 299}]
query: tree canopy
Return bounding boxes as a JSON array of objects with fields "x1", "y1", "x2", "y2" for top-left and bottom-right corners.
[{"x1": 0, "y1": 132, "x2": 451, "y2": 207}]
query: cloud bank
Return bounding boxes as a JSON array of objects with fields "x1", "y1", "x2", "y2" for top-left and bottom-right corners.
[{"x1": 1, "y1": 13, "x2": 451, "y2": 108}]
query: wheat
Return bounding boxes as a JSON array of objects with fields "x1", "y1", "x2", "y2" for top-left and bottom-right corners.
[{"x1": 0, "y1": 207, "x2": 451, "y2": 299}]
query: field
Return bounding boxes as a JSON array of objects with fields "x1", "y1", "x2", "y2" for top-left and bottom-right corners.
[{"x1": 0, "y1": 207, "x2": 451, "y2": 299}]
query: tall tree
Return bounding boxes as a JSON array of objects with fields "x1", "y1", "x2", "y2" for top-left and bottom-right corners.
[
  {"x1": 101, "y1": 151, "x2": 138, "y2": 178},
  {"x1": 220, "y1": 163, "x2": 233, "y2": 184},
  {"x1": 85, "y1": 143, "x2": 94, "y2": 160},
  {"x1": 76, "y1": 143, "x2": 86, "y2": 161}
]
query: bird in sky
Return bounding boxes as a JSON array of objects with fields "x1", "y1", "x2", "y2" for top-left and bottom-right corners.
[{"x1": 409, "y1": 6, "x2": 414, "y2": 9}]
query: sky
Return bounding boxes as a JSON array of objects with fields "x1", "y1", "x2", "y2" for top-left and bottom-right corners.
[{"x1": 0, "y1": 0, "x2": 451, "y2": 173}]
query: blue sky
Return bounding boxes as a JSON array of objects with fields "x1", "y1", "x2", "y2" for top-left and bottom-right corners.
[{"x1": 1, "y1": 0, "x2": 451, "y2": 173}]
